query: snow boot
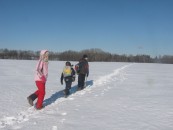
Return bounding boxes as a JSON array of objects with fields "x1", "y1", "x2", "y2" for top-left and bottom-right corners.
[
  {"x1": 35, "y1": 105, "x2": 44, "y2": 110},
  {"x1": 63, "y1": 89, "x2": 70, "y2": 97},
  {"x1": 77, "y1": 86, "x2": 84, "y2": 91},
  {"x1": 27, "y1": 93, "x2": 37, "y2": 106}
]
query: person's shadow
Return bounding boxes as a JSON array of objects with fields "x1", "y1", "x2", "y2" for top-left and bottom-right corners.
[{"x1": 43, "y1": 80, "x2": 94, "y2": 107}]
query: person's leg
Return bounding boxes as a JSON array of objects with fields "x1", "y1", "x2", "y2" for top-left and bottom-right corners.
[
  {"x1": 78, "y1": 74, "x2": 85, "y2": 90},
  {"x1": 35, "y1": 81, "x2": 45, "y2": 109},
  {"x1": 27, "y1": 93, "x2": 37, "y2": 106},
  {"x1": 80, "y1": 74, "x2": 85, "y2": 89},
  {"x1": 27, "y1": 82, "x2": 39, "y2": 106},
  {"x1": 78, "y1": 74, "x2": 82, "y2": 89},
  {"x1": 65, "y1": 80, "x2": 72, "y2": 95}
]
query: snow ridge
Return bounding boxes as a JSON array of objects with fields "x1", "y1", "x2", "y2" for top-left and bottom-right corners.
[
  {"x1": 0, "y1": 64, "x2": 132, "y2": 129},
  {"x1": 94, "y1": 64, "x2": 130, "y2": 87}
]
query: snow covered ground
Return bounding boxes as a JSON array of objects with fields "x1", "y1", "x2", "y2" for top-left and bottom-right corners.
[{"x1": 0, "y1": 59, "x2": 173, "y2": 130}]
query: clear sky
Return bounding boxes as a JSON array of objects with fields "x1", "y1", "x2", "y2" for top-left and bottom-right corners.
[{"x1": 0, "y1": 0, "x2": 173, "y2": 57}]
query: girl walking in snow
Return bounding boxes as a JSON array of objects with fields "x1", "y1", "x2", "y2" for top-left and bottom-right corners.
[{"x1": 27, "y1": 50, "x2": 49, "y2": 110}]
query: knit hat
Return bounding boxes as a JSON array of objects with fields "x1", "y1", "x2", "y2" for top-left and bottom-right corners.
[
  {"x1": 83, "y1": 54, "x2": 88, "y2": 59},
  {"x1": 66, "y1": 61, "x2": 71, "y2": 66}
]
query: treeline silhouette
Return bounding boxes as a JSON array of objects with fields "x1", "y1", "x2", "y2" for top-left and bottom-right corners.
[{"x1": 0, "y1": 48, "x2": 173, "y2": 64}]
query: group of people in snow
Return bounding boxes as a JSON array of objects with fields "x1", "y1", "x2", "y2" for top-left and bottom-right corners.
[{"x1": 27, "y1": 50, "x2": 89, "y2": 110}]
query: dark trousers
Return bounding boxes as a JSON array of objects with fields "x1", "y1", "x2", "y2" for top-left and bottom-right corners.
[
  {"x1": 64, "y1": 77, "x2": 72, "y2": 95},
  {"x1": 78, "y1": 74, "x2": 86, "y2": 89}
]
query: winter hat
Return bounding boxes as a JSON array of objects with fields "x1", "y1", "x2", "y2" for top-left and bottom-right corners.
[
  {"x1": 83, "y1": 54, "x2": 88, "y2": 59},
  {"x1": 66, "y1": 61, "x2": 71, "y2": 66},
  {"x1": 40, "y1": 50, "x2": 48, "y2": 56},
  {"x1": 40, "y1": 50, "x2": 49, "y2": 62}
]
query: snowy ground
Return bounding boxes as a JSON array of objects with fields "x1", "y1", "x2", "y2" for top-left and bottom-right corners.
[{"x1": 0, "y1": 59, "x2": 173, "y2": 130}]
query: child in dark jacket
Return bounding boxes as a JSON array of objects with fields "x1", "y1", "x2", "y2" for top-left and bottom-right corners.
[
  {"x1": 77, "y1": 54, "x2": 89, "y2": 90},
  {"x1": 61, "y1": 61, "x2": 75, "y2": 96}
]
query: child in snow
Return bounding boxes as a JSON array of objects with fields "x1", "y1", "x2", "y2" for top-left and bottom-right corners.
[
  {"x1": 27, "y1": 50, "x2": 49, "y2": 110},
  {"x1": 61, "y1": 61, "x2": 75, "y2": 96},
  {"x1": 76, "y1": 54, "x2": 89, "y2": 90}
]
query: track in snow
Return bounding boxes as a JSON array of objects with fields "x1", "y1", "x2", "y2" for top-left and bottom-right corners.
[{"x1": 0, "y1": 64, "x2": 132, "y2": 129}]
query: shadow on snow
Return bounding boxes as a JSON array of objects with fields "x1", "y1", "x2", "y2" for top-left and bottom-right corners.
[{"x1": 43, "y1": 80, "x2": 94, "y2": 107}]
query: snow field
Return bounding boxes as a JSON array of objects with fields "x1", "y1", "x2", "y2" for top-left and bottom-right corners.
[{"x1": 0, "y1": 60, "x2": 173, "y2": 130}]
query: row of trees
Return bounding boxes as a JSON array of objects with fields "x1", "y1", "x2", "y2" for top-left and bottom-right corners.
[{"x1": 0, "y1": 48, "x2": 173, "y2": 64}]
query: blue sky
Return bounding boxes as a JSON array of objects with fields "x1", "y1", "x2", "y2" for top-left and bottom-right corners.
[{"x1": 0, "y1": 0, "x2": 173, "y2": 57}]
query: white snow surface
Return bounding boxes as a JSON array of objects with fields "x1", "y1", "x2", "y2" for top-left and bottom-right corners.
[{"x1": 0, "y1": 59, "x2": 173, "y2": 130}]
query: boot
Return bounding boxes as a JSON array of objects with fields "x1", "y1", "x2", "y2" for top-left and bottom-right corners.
[
  {"x1": 27, "y1": 93, "x2": 37, "y2": 106},
  {"x1": 63, "y1": 89, "x2": 70, "y2": 97},
  {"x1": 35, "y1": 106, "x2": 44, "y2": 110}
]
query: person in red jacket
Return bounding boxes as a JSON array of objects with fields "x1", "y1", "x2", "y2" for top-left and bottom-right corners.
[{"x1": 27, "y1": 50, "x2": 49, "y2": 110}]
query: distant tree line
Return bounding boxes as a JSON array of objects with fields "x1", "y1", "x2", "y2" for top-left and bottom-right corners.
[{"x1": 0, "y1": 48, "x2": 173, "y2": 64}]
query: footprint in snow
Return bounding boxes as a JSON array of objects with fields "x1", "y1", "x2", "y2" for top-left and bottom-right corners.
[
  {"x1": 11, "y1": 125, "x2": 22, "y2": 130},
  {"x1": 61, "y1": 112, "x2": 67, "y2": 116},
  {"x1": 52, "y1": 125, "x2": 58, "y2": 130},
  {"x1": 68, "y1": 97, "x2": 74, "y2": 100}
]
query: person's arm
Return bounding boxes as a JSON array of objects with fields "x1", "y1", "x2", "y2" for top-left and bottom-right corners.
[
  {"x1": 43, "y1": 62, "x2": 48, "y2": 79},
  {"x1": 36, "y1": 60, "x2": 44, "y2": 78},
  {"x1": 60, "y1": 73, "x2": 64, "y2": 85},
  {"x1": 86, "y1": 62, "x2": 89, "y2": 77},
  {"x1": 71, "y1": 68, "x2": 76, "y2": 76}
]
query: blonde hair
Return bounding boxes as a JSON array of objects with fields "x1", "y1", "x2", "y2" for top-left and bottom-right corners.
[{"x1": 43, "y1": 52, "x2": 49, "y2": 62}]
